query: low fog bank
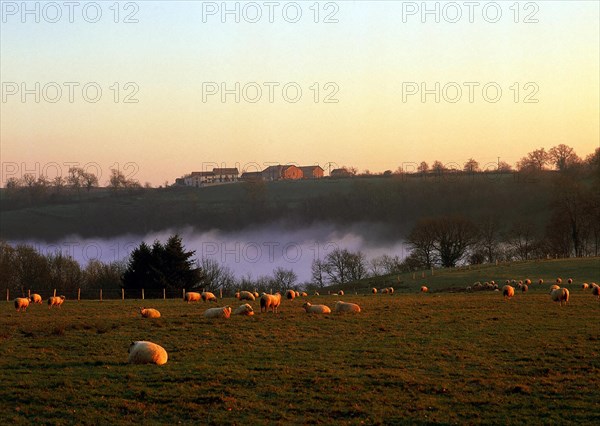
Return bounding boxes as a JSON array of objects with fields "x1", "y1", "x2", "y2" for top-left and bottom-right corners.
[{"x1": 9, "y1": 222, "x2": 408, "y2": 282}]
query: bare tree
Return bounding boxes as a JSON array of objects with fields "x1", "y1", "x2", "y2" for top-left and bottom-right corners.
[
  {"x1": 548, "y1": 144, "x2": 580, "y2": 171},
  {"x1": 272, "y1": 267, "x2": 298, "y2": 291},
  {"x1": 463, "y1": 158, "x2": 480, "y2": 173},
  {"x1": 477, "y1": 216, "x2": 501, "y2": 263},
  {"x1": 418, "y1": 161, "x2": 429, "y2": 174},
  {"x1": 506, "y1": 220, "x2": 538, "y2": 260},
  {"x1": 406, "y1": 218, "x2": 438, "y2": 268},
  {"x1": 517, "y1": 148, "x2": 549, "y2": 171}
]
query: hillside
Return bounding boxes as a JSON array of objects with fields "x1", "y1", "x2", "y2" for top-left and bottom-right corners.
[{"x1": 0, "y1": 171, "x2": 572, "y2": 241}]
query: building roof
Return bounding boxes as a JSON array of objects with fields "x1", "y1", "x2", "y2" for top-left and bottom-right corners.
[
  {"x1": 213, "y1": 168, "x2": 239, "y2": 175},
  {"x1": 189, "y1": 171, "x2": 215, "y2": 177}
]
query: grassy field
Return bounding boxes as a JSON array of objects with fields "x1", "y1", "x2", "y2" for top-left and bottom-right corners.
[{"x1": 1, "y1": 280, "x2": 599, "y2": 424}]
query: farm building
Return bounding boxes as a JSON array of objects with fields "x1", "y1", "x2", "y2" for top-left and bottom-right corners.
[
  {"x1": 261, "y1": 165, "x2": 303, "y2": 181},
  {"x1": 299, "y1": 166, "x2": 324, "y2": 179},
  {"x1": 184, "y1": 171, "x2": 215, "y2": 186},
  {"x1": 213, "y1": 168, "x2": 239, "y2": 182},
  {"x1": 330, "y1": 168, "x2": 352, "y2": 178},
  {"x1": 240, "y1": 171, "x2": 263, "y2": 182}
]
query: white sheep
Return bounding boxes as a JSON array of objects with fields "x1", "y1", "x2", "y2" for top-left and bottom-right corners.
[
  {"x1": 48, "y1": 295, "x2": 65, "y2": 308},
  {"x1": 14, "y1": 297, "x2": 30, "y2": 312},
  {"x1": 556, "y1": 278, "x2": 563, "y2": 284},
  {"x1": 372, "y1": 288, "x2": 377, "y2": 294},
  {"x1": 337, "y1": 290, "x2": 345, "y2": 296},
  {"x1": 139, "y1": 307, "x2": 161, "y2": 318},
  {"x1": 29, "y1": 294, "x2": 42, "y2": 304},
  {"x1": 236, "y1": 291, "x2": 256, "y2": 302},
  {"x1": 314, "y1": 292, "x2": 320, "y2": 296},
  {"x1": 387, "y1": 287, "x2": 394, "y2": 295},
  {"x1": 286, "y1": 289, "x2": 296, "y2": 300},
  {"x1": 502, "y1": 285, "x2": 515, "y2": 299},
  {"x1": 301, "y1": 292, "x2": 308, "y2": 297},
  {"x1": 538, "y1": 279, "x2": 544, "y2": 285},
  {"x1": 201, "y1": 291, "x2": 217, "y2": 302},
  {"x1": 549, "y1": 284, "x2": 560, "y2": 292},
  {"x1": 233, "y1": 303, "x2": 254, "y2": 316},
  {"x1": 550, "y1": 287, "x2": 569, "y2": 306},
  {"x1": 421, "y1": 286, "x2": 428, "y2": 293},
  {"x1": 334, "y1": 301, "x2": 361, "y2": 313},
  {"x1": 295, "y1": 291, "x2": 300, "y2": 298},
  {"x1": 261, "y1": 293, "x2": 282, "y2": 313},
  {"x1": 524, "y1": 279, "x2": 531, "y2": 285},
  {"x1": 466, "y1": 286, "x2": 472, "y2": 292},
  {"x1": 128, "y1": 341, "x2": 168, "y2": 365},
  {"x1": 521, "y1": 284, "x2": 529, "y2": 293},
  {"x1": 204, "y1": 306, "x2": 232, "y2": 319},
  {"x1": 592, "y1": 285, "x2": 599, "y2": 299},
  {"x1": 567, "y1": 278, "x2": 573, "y2": 284},
  {"x1": 253, "y1": 291, "x2": 259, "y2": 298},
  {"x1": 302, "y1": 302, "x2": 331, "y2": 314},
  {"x1": 581, "y1": 283, "x2": 589, "y2": 290},
  {"x1": 184, "y1": 292, "x2": 201, "y2": 303}
]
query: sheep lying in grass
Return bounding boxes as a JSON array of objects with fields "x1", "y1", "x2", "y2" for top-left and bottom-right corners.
[
  {"x1": 128, "y1": 341, "x2": 168, "y2": 365},
  {"x1": 592, "y1": 285, "x2": 599, "y2": 299},
  {"x1": 567, "y1": 278, "x2": 573, "y2": 284},
  {"x1": 314, "y1": 292, "x2": 320, "y2": 296},
  {"x1": 14, "y1": 297, "x2": 30, "y2": 312},
  {"x1": 201, "y1": 292, "x2": 217, "y2": 302},
  {"x1": 48, "y1": 295, "x2": 65, "y2": 308},
  {"x1": 233, "y1": 304, "x2": 254, "y2": 316},
  {"x1": 538, "y1": 279, "x2": 544, "y2": 285},
  {"x1": 502, "y1": 285, "x2": 515, "y2": 300},
  {"x1": 261, "y1": 293, "x2": 282, "y2": 313},
  {"x1": 253, "y1": 291, "x2": 259, "y2": 298},
  {"x1": 139, "y1": 307, "x2": 161, "y2": 318},
  {"x1": 550, "y1": 288, "x2": 569, "y2": 306},
  {"x1": 582, "y1": 283, "x2": 589, "y2": 290},
  {"x1": 372, "y1": 288, "x2": 377, "y2": 294},
  {"x1": 236, "y1": 291, "x2": 256, "y2": 302},
  {"x1": 521, "y1": 284, "x2": 529, "y2": 293},
  {"x1": 204, "y1": 306, "x2": 231, "y2": 319},
  {"x1": 556, "y1": 278, "x2": 563, "y2": 284},
  {"x1": 381, "y1": 288, "x2": 389, "y2": 294},
  {"x1": 301, "y1": 292, "x2": 308, "y2": 297},
  {"x1": 286, "y1": 290, "x2": 295, "y2": 300},
  {"x1": 466, "y1": 286, "x2": 472, "y2": 292},
  {"x1": 184, "y1": 292, "x2": 201, "y2": 303},
  {"x1": 524, "y1": 279, "x2": 531, "y2": 285},
  {"x1": 421, "y1": 286, "x2": 428, "y2": 293},
  {"x1": 334, "y1": 301, "x2": 361, "y2": 313},
  {"x1": 302, "y1": 302, "x2": 331, "y2": 314},
  {"x1": 29, "y1": 294, "x2": 42, "y2": 304}
]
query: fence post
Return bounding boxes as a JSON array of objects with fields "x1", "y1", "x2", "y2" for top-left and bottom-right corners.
[
  {"x1": 122, "y1": 288, "x2": 125, "y2": 301},
  {"x1": 421, "y1": 271, "x2": 425, "y2": 278},
  {"x1": 53, "y1": 289, "x2": 57, "y2": 297},
  {"x1": 142, "y1": 289, "x2": 145, "y2": 300},
  {"x1": 431, "y1": 267, "x2": 434, "y2": 276},
  {"x1": 182, "y1": 288, "x2": 185, "y2": 299},
  {"x1": 6, "y1": 289, "x2": 9, "y2": 301},
  {"x1": 100, "y1": 289, "x2": 102, "y2": 302},
  {"x1": 163, "y1": 288, "x2": 166, "y2": 300},
  {"x1": 28, "y1": 289, "x2": 31, "y2": 298},
  {"x1": 77, "y1": 288, "x2": 81, "y2": 302},
  {"x1": 219, "y1": 288, "x2": 223, "y2": 299}
]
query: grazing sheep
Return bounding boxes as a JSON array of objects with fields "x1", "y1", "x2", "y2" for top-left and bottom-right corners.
[
  {"x1": 334, "y1": 301, "x2": 361, "y2": 313},
  {"x1": 466, "y1": 286, "x2": 472, "y2": 292},
  {"x1": 301, "y1": 292, "x2": 308, "y2": 297},
  {"x1": 204, "y1": 306, "x2": 232, "y2": 319},
  {"x1": 302, "y1": 302, "x2": 331, "y2": 314},
  {"x1": 372, "y1": 288, "x2": 377, "y2": 294},
  {"x1": 538, "y1": 279, "x2": 544, "y2": 285},
  {"x1": 253, "y1": 291, "x2": 259, "y2": 298},
  {"x1": 493, "y1": 283, "x2": 499, "y2": 290},
  {"x1": 421, "y1": 286, "x2": 428, "y2": 293},
  {"x1": 502, "y1": 285, "x2": 515, "y2": 299},
  {"x1": 139, "y1": 307, "x2": 161, "y2": 318},
  {"x1": 295, "y1": 291, "x2": 300, "y2": 298},
  {"x1": 550, "y1": 288, "x2": 569, "y2": 306},
  {"x1": 505, "y1": 280, "x2": 511, "y2": 285},
  {"x1": 473, "y1": 283, "x2": 482, "y2": 291},
  {"x1": 201, "y1": 292, "x2": 217, "y2": 302},
  {"x1": 381, "y1": 288, "x2": 389, "y2": 294},
  {"x1": 521, "y1": 284, "x2": 528, "y2": 293},
  {"x1": 260, "y1": 293, "x2": 282, "y2": 313},
  {"x1": 314, "y1": 292, "x2": 320, "y2": 296},
  {"x1": 524, "y1": 279, "x2": 531, "y2": 285},
  {"x1": 29, "y1": 294, "x2": 42, "y2": 304},
  {"x1": 338, "y1": 290, "x2": 344, "y2": 296},
  {"x1": 582, "y1": 283, "x2": 589, "y2": 290},
  {"x1": 236, "y1": 291, "x2": 256, "y2": 302},
  {"x1": 556, "y1": 278, "x2": 562, "y2": 284},
  {"x1": 48, "y1": 295, "x2": 65, "y2": 308},
  {"x1": 567, "y1": 278, "x2": 573, "y2": 284},
  {"x1": 286, "y1": 290, "x2": 296, "y2": 300},
  {"x1": 233, "y1": 304, "x2": 254, "y2": 316},
  {"x1": 592, "y1": 285, "x2": 600, "y2": 299},
  {"x1": 184, "y1": 292, "x2": 201, "y2": 303},
  {"x1": 128, "y1": 341, "x2": 168, "y2": 365},
  {"x1": 549, "y1": 284, "x2": 560, "y2": 292},
  {"x1": 387, "y1": 287, "x2": 394, "y2": 295},
  {"x1": 14, "y1": 297, "x2": 30, "y2": 312}
]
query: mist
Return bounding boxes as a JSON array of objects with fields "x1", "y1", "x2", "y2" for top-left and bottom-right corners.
[{"x1": 9, "y1": 222, "x2": 408, "y2": 282}]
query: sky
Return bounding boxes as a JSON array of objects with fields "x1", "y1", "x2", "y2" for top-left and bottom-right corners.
[{"x1": 1, "y1": 0, "x2": 599, "y2": 186}]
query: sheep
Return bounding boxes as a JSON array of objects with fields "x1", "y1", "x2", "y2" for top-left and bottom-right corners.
[
  {"x1": 592, "y1": 285, "x2": 600, "y2": 299},
  {"x1": 201, "y1": 291, "x2": 217, "y2": 302},
  {"x1": 14, "y1": 297, "x2": 30, "y2": 312},
  {"x1": 524, "y1": 279, "x2": 531, "y2": 285},
  {"x1": 381, "y1": 288, "x2": 389, "y2": 294},
  {"x1": 301, "y1": 292, "x2": 308, "y2": 297},
  {"x1": 204, "y1": 306, "x2": 232, "y2": 319},
  {"x1": 550, "y1": 287, "x2": 569, "y2": 306},
  {"x1": 549, "y1": 284, "x2": 560, "y2": 292},
  {"x1": 128, "y1": 341, "x2": 168, "y2": 365},
  {"x1": 48, "y1": 295, "x2": 65, "y2": 308},
  {"x1": 295, "y1": 291, "x2": 300, "y2": 298},
  {"x1": 286, "y1": 289, "x2": 296, "y2": 300},
  {"x1": 521, "y1": 284, "x2": 528, "y2": 293},
  {"x1": 556, "y1": 278, "x2": 562, "y2": 284},
  {"x1": 253, "y1": 291, "x2": 259, "y2": 298},
  {"x1": 567, "y1": 278, "x2": 573, "y2": 284},
  {"x1": 314, "y1": 292, "x2": 320, "y2": 296},
  {"x1": 582, "y1": 283, "x2": 589, "y2": 290},
  {"x1": 466, "y1": 286, "x2": 472, "y2": 292},
  {"x1": 387, "y1": 287, "x2": 394, "y2": 295},
  {"x1": 505, "y1": 280, "x2": 511, "y2": 285},
  {"x1": 29, "y1": 294, "x2": 42, "y2": 304},
  {"x1": 184, "y1": 292, "x2": 201, "y2": 303},
  {"x1": 502, "y1": 285, "x2": 515, "y2": 299},
  {"x1": 338, "y1": 290, "x2": 345, "y2": 296},
  {"x1": 538, "y1": 279, "x2": 544, "y2": 285},
  {"x1": 236, "y1": 291, "x2": 256, "y2": 302},
  {"x1": 139, "y1": 307, "x2": 161, "y2": 318},
  {"x1": 334, "y1": 301, "x2": 361, "y2": 313},
  {"x1": 421, "y1": 286, "x2": 428, "y2": 293},
  {"x1": 473, "y1": 283, "x2": 482, "y2": 291},
  {"x1": 261, "y1": 293, "x2": 282, "y2": 313},
  {"x1": 302, "y1": 302, "x2": 331, "y2": 314},
  {"x1": 233, "y1": 304, "x2": 254, "y2": 316},
  {"x1": 372, "y1": 288, "x2": 377, "y2": 294}
]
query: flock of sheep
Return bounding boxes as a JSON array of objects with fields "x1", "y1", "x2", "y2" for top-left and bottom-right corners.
[{"x1": 10, "y1": 276, "x2": 599, "y2": 365}]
